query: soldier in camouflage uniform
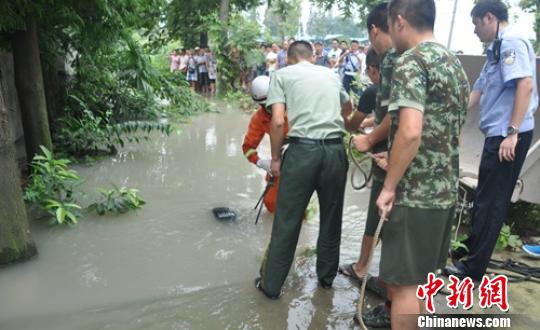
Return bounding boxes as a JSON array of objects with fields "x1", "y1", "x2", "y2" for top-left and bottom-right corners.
[
  {"x1": 344, "y1": 2, "x2": 396, "y2": 280},
  {"x1": 342, "y1": 3, "x2": 398, "y2": 327},
  {"x1": 377, "y1": 0, "x2": 469, "y2": 328}
]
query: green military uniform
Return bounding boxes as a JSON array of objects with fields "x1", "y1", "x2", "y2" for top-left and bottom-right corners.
[
  {"x1": 365, "y1": 48, "x2": 399, "y2": 237},
  {"x1": 259, "y1": 61, "x2": 350, "y2": 298},
  {"x1": 380, "y1": 41, "x2": 469, "y2": 285}
]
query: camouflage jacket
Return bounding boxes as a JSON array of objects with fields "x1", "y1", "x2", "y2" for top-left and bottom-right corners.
[{"x1": 388, "y1": 41, "x2": 470, "y2": 209}]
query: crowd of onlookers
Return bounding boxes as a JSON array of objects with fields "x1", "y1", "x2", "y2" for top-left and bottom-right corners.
[
  {"x1": 168, "y1": 47, "x2": 217, "y2": 95},
  {"x1": 168, "y1": 38, "x2": 370, "y2": 96},
  {"x1": 257, "y1": 38, "x2": 370, "y2": 94}
]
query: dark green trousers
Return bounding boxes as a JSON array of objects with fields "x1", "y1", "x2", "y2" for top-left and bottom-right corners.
[{"x1": 259, "y1": 142, "x2": 349, "y2": 297}]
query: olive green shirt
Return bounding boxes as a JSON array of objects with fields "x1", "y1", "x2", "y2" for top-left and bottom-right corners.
[{"x1": 266, "y1": 61, "x2": 350, "y2": 139}]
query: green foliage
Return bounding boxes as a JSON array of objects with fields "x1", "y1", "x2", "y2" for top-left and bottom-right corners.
[
  {"x1": 496, "y1": 224, "x2": 523, "y2": 251},
  {"x1": 23, "y1": 146, "x2": 82, "y2": 225},
  {"x1": 54, "y1": 105, "x2": 172, "y2": 157},
  {"x1": 265, "y1": 0, "x2": 302, "y2": 40},
  {"x1": 165, "y1": 0, "x2": 258, "y2": 47},
  {"x1": 89, "y1": 186, "x2": 146, "y2": 216},
  {"x1": 223, "y1": 90, "x2": 257, "y2": 111},
  {"x1": 45, "y1": 200, "x2": 82, "y2": 225},
  {"x1": 451, "y1": 231, "x2": 470, "y2": 253},
  {"x1": 0, "y1": 0, "x2": 210, "y2": 158},
  {"x1": 519, "y1": 0, "x2": 540, "y2": 51},
  {"x1": 311, "y1": 0, "x2": 381, "y2": 18},
  {"x1": 203, "y1": 12, "x2": 264, "y2": 93},
  {"x1": 23, "y1": 146, "x2": 147, "y2": 223},
  {"x1": 507, "y1": 201, "x2": 540, "y2": 236},
  {"x1": 306, "y1": 11, "x2": 364, "y2": 40}
]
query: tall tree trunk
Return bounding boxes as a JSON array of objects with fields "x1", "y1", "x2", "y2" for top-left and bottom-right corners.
[
  {"x1": 11, "y1": 18, "x2": 52, "y2": 160},
  {"x1": 0, "y1": 65, "x2": 38, "y2": 265},
  {"x1": 219, "y1": 0, "x2": 231, "y2": 25},
  {"x1": 217, "y1": 0, "x2": 231, "y2": 95},
  {"x1": 199, "y1": 32, "x2": 208, "y2": 48},
  {"x1": 42, "y1": 55, "x2": 68, "y2": 131}
]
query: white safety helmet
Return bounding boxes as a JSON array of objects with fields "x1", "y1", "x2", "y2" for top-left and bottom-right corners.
[{"x1": 251, "y1": 75, "x2": 270, "y2": 106}]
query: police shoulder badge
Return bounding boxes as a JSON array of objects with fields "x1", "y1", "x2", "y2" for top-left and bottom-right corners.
[{"x1": 503, "y1": 49, "x2": 516, "y2": 65}]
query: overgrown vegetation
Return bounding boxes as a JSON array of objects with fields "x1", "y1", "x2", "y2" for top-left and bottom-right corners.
[
  {"x1": 496, "y1": 224, "x2": 523, "y2": 251},
  {"x1": 24, "y1": 147, "x2": 145, "y2": 225},
  {"x1": 223, "y1": 90, "x2": 257, "y2": 111},
  {"x1": 89, "y1": 186, "x2": 146, "y2": 216},
  {"x1": 50, "y1": 28, "x2": 211, "y2": 158},
  {"x1": 23, "y1": 146, "x2": 82, "y2": 225},
  {"x1": 451, "y1": 187, "x2": 535, "y2": 253}
]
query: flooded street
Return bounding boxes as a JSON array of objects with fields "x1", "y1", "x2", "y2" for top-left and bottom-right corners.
[{"x1": 0, "y1": 107, "x2": 378, "y2": 329}]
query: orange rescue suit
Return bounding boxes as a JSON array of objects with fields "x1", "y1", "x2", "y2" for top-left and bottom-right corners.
[{"x1": 242, "y1": 106, "x2": 289, "y2": 213}]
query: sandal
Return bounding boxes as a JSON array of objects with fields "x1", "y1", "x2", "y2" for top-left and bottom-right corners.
[
  {"x1": 338, "y1": 262, "x2": 364, "y2": 282},
  {"x1": 339, "y1": 263, "x2": 388, "y2": 299}
]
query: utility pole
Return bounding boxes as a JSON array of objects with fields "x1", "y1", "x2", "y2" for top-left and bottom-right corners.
[{"x1": 447, "y1": 0, "x2": 459, "y2": 49}]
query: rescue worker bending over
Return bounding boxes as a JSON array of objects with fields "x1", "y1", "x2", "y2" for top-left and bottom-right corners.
[{"x1": 242, "y1": 76, "x2": 289, "y2": 213}]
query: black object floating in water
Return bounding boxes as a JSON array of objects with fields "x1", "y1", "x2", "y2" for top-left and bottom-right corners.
[{"x1": 212, "y1": 207, "x2": 236, "y2": 221}]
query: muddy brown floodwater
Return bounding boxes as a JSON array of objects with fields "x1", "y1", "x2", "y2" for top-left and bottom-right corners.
[
  {"x1": 1, "y1": 105, "x2": 538, "y2": 330},
  {"x1": 0, "y1": 106, "x2": 376, "y2": 330}
]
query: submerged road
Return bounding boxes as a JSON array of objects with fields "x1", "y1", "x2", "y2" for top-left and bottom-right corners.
[{"x1": 0, "y1": 107, "x2": 375, "y2": 329}]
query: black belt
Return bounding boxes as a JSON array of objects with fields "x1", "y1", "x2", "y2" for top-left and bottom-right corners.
[{"x1": 288, "y1": 137, "x2": 343, "y2": 145}]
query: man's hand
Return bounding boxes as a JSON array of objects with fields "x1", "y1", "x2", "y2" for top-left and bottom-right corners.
[
  {"x1": 372, "y1": 152, "x2": 388, "y2": 171},
  {"x1": 376, "y1": 187, "x2": 395, "y2": 221},
  {"x1": 271, "y1": 159, "x2": 281, "y2": 177},
  {"x1": 360, "y1": 117, "x2": 375, "y2": 129},
  {"x1": 256, "y1": 159, "x2": 271, "y2": 173},
  {"x1": 352, "y1": 134, "x2": 372, "y2": 153},
  {"x1": 499, "y1": 134, "x2": 518, "y2": 162}
]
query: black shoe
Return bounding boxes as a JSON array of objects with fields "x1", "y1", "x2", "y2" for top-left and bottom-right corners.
[
  {"x1": 450, "y1": 249, "x2": 467, "y2": 266},
  {"x1": 443, "y1": 264, "x2": 469, "y2": 279},
  {"x1": 366, "y1": 276, "x2": 388, "y2": 299},
  {"x1": 254, "y1": 277, "x2": 279, "y2": 300},
  {"x1": 354, "y1": 303, "x2": 391, "y2": 328},
  {"x1": 318, "y1": 279, "x2": 332, "y2": 289}
]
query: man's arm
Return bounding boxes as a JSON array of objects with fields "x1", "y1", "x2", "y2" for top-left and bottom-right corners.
[
  {"x1": 355, "y1": 54, "x2": 363, "y2": 74},
  {"x1": 345, "y1": 111, "x2": 368, "y2": 132},
  {"x1": 337, "y1": 51, "x2": 348, "y2": 65},
  {"x1": 377, "y1": 108, "x2": 423, "y2": 218},
  {"x1": 341, "y1": 100, "x2": 358, "y2": 132},
  {"x1": 383, "y1": 109, "x2": 423, "y2": 191},
  {"x1": 468, "y1": 90, "x2": 481, "y2": 112},
  {"x1": 500, "y1": 77, "x2": 534, "y2": 161},
  {"x1": 352, "y1": 114, "x2": 390, "y2": 152},
  {"x1": 360, "y1": 116, "x2": 375, "y2": 129},
  {"x1": 510, "y1": 77, "x2": 534, "y2": 129},
  {"x1": 270, "y1": 103, "x2": 286, "y2": 176},
  {"x1": 242, "y1": 108, "x2": 269, "y2": 165}
]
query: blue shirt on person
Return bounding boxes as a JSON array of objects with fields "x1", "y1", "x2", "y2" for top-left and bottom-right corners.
[
  {"x1": 277, "y1": 49, "x2": 287, "y2": 69},
  {"x1": 343, "y1": 52, "x2": 361, "y2": 76},
  {"x1": 473, "y1": 27, "x2": 538, "y2": 138}
]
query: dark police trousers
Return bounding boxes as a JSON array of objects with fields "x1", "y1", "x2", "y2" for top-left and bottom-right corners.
[
  {"x1": 259, "y1": 141, "x2": 348, "y2": 297},
  {"x1": 459, "y1": 131, "x2": 533, "y2": 280}
]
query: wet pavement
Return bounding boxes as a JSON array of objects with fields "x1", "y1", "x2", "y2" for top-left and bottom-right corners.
[{"x1": 0, "y1": 106, "x2": 538, "y2": 329}]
